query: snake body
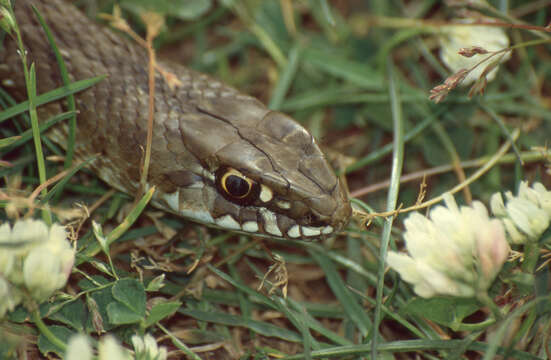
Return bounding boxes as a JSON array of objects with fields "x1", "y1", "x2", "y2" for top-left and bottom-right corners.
[{"x1": 2, "y1": 0, "x2": 351, "y2": 239}]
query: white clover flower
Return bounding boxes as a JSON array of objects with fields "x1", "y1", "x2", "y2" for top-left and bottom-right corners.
[
  {"x1": 387, "y1": 193, "x2": 509, "y2": 298},
  {"x1": 0, "y1": 220, "x2": 75, "y2": 302},
  {"x1": 98, "y1": 336, "x2": 132, "y2": 360},
  {"x1": 66, "y1": 335, "x2": 132, "y2": 360},
  {"x1": 516, "y1": 181, "x2": 551, "y2": 215},
  {"x1": 490, "y1": 181, "x2": 551, "y2": 244},
  {"x1": 500, "y1": 217, "x2": 527, "y2": 245},
  {"x1": 0, "y1": 223, "x2": 15, "y2": 276},
  {"x1": 132, "y1": 334, "x2": 167, "y2": 360},
  {"x1": 10, "y1": 219, "x2": 50, "y2": 246},
  {"x1": 65, "y1": 334, "x2": 93, "y2": 360},
  {"x1": 2, "y1": 219, "x2": 52, "y2": 285},
  {"x1": 22, "y1": 223, "x2": 75, "y2": 301},
  {"x1": 439, "y1": 20, "x2": 510, "y2": 85},
  {"x1": 0, "y1": 276, "x2": 22, "y2": 318}
]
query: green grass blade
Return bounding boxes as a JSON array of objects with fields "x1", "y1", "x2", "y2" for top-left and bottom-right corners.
[
  {"x1": 0, "y1": 135, "x2": 21, "y2": 148},
  {"x1": 31, "y1": 5, "x2": 77, "y2": 170},
  {"x1": 1, "y1": 111, "x2": 76, "y2": 151},
  {"x1": 0, "y1": 76, "x2": 105, "y2": 123},
  {"x1": 371, "y1": 59, "x2": 405, "y2": 359},
  {"x1": 79, "y1": 187, "x2": 155, "y2": 259},
  {"x1": 308, "y1": 249, "x2": 371, "y2": 337},
  {"x1": 180, "y1": 309, "x2": 302, "y2": 342},
  {"x1": 40, "y1": 156, "x2": 97, "y2": 204},
  {"x1": 269, "y1": 45, "x2": 301, "y2": 110}
]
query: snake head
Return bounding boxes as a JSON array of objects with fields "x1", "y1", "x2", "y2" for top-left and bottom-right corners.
[{"x1": 153, "y1": 94, "x2": 352, "y2": 240}]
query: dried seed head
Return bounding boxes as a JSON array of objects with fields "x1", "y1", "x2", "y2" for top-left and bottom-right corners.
[
  {"x1": 439, "y1": 20, "x2": 510, "y2": 85},
  {"x1": 458, "y1": 46, "x2": 489, "y2": 57},
  {"x1": 429, "y1": 68, "x2": 468, "y2": 103}
]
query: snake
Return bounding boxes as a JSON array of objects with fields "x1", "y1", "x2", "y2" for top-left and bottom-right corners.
[{"x1": 1, "y1": 0, "x2": 351, "y2": 240}]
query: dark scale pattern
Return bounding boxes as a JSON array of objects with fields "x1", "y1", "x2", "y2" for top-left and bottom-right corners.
[{"x1": 1, "y1": 0, "x2": 352, "y2": 239}]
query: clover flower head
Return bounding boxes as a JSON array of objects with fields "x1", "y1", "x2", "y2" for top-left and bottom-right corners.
[
  {"x1": 66, "y1": 335, "x2": 131, "y2": 360},
  {"x1": 0, "y1": 276, "x2": 22, "y2": 318},
  {"x1": 387, "y1": 193, "x2": 509, "y2": 298},
  {"x1": 99, "y1": 336, "x2": 132, "y2": 360},
  {"x1": 65, "y1": 335, "x2": 93, "y2": 360},
  {"x1": 439, "y1": 20, "x2": 510, "y2": 85},
  {"x1": 0, "y1": 219, "x2": 75, "y2": 304},
  {"x1": 132, "y1": 334, "x2": 167, "y2": 360},
  {"x1": 490, "y1": 181, "x2": 551, "y2": 244},
  {"x1": 0, "y1": 223, "x2": 15, "y2": 276}
]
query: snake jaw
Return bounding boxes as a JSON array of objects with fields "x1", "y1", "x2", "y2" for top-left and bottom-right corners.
[{"x1": 152, "y1": 174, "x2": 351, "y2": 240}]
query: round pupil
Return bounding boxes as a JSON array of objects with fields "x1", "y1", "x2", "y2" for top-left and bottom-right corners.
[{"x1": 225, "y1": 175, "x2": 250, "y2": 197}]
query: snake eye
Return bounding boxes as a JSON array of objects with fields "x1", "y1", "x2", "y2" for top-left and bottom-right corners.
[
  {"x1": 216, "y1": 167, "x2": 259, "y2": 204},
  {"x1": 222, "y1": 172, "x2": 251, "y2": 198}
]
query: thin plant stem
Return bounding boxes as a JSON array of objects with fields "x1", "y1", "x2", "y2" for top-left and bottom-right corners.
[
  {"x1": 372, "y1": 58, "x2": 404, "y2": 360},
  {"x1": 10, "y1": 6, "x2": 51, "y2": 224},
  {"x1": 32, "y1": 309, "x2": 67, "y2": 353}
]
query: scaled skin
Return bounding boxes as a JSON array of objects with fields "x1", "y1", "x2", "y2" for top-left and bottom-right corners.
[{"x1": 1, "y1": 0, "x2": 352, "y2": 239}]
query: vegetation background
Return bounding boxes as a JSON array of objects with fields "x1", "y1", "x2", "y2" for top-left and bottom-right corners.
[{"x1": 1, "y1": 0, "x2": 550, "y2": 359}]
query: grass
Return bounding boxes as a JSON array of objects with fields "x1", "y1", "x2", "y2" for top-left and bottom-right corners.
[{"x1": 1, "y1": 0, "x2": 551, "y2": 359}]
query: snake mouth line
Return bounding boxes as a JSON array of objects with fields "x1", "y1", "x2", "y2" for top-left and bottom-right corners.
[
  {"x1": 156, "y1": 189, "x2": 336, "y2": 240},
  {"x1": 214, "y1": 212, "x2": 335, "y2": 239}
]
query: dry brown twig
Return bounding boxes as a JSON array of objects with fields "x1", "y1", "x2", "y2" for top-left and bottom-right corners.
[{"x1": 357, "y1": 128, "x2": 520, "y2": 229}]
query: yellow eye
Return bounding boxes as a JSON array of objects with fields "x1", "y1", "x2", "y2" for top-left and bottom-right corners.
[{"x1": 218, "y1": 168, "x2": 254, "y2": 199}]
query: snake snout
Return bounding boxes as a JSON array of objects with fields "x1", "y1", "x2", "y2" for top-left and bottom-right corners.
[{"x1": 303, "y1": 180, "x2": 352, "y2": 233}]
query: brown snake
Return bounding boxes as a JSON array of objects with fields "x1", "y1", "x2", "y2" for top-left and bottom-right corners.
[{"x1": 1, "y1": 0, "x2": 351, "y2": 239}]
